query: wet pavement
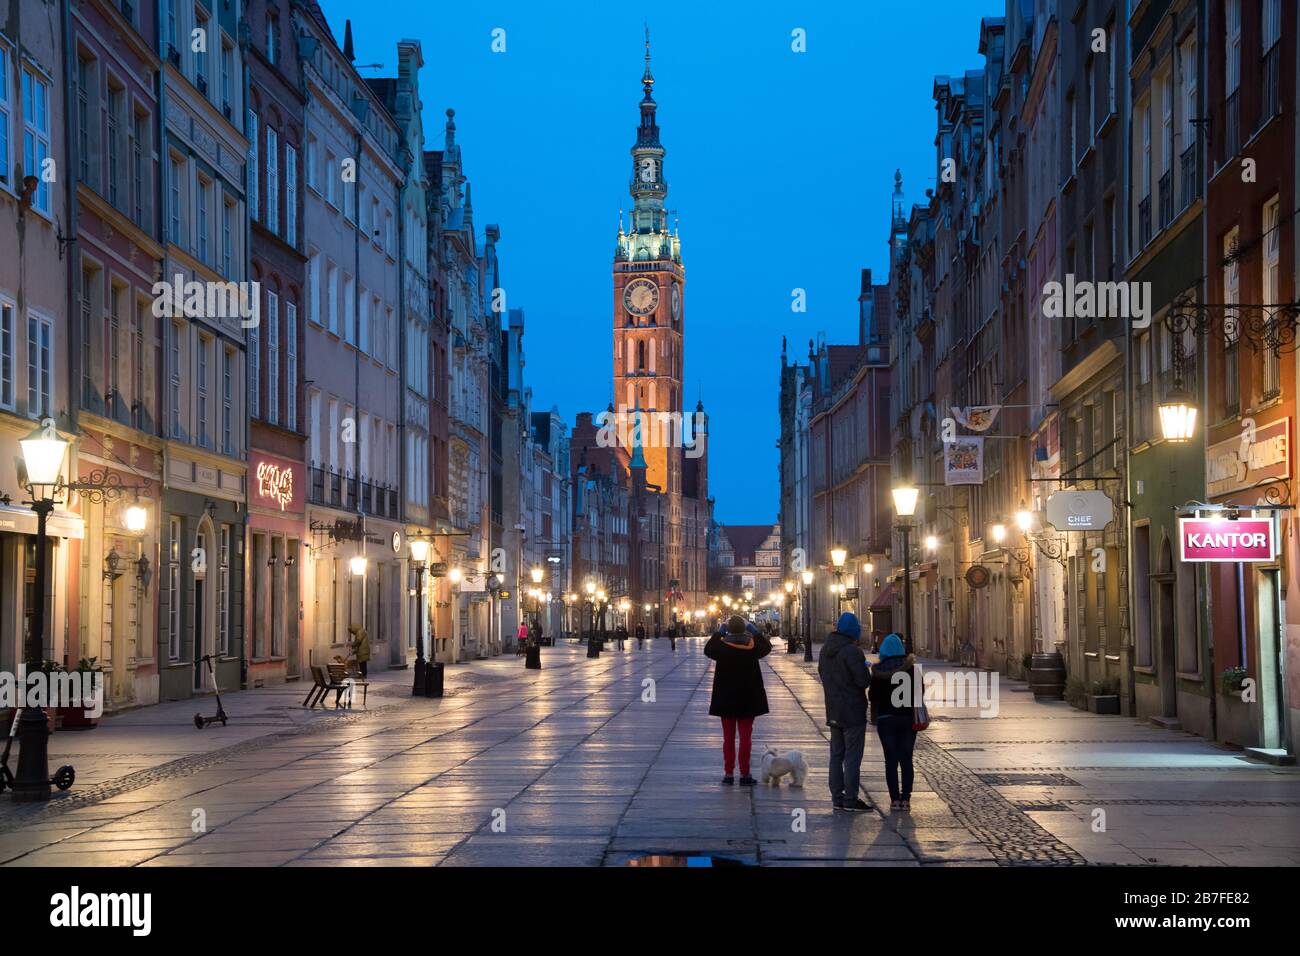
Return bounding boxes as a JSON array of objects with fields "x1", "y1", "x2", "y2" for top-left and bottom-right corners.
[{"x1": 1, "y1": 638, "x2": 1297, "y2": 866}]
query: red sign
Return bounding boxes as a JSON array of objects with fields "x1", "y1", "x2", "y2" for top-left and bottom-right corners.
[
  {"x1": 1179, "y1": 517, "x2": 1276, "y2": 563},
  {"x1": 250, "y1": 453, "x2": 304, "y2": 514}
]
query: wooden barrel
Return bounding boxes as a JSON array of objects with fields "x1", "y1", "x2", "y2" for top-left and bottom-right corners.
[{"x1": 1028, "y1": 652, "x2": 1066, "y2": 700}]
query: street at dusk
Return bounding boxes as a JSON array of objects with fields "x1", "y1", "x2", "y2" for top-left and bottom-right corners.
[{"x1": 0, "y1": 0, "x2": 1296, "y2": 936}]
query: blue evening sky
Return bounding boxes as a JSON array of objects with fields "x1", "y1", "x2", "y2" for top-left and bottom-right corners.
[{"x1": 326, "y1": 0, "x2": 987, "y2": 523}]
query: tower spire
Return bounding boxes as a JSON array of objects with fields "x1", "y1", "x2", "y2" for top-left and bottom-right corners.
[{"x1": 642, "y1": 25, "x2": 654, "y2": 99}]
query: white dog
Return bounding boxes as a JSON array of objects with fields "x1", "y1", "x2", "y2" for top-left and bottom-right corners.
[{"x1": 759, "y1": 748, "x2": 807, "y2": 787}]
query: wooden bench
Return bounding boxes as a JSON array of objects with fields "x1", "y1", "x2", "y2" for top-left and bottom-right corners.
[{"x1": 303, "y1": 665, "x2": 347, "y2": 708}]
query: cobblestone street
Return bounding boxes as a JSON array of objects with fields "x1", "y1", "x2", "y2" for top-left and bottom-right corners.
[{"x1": 2, "y1": 639, "x2": 1298, "y2": 867}]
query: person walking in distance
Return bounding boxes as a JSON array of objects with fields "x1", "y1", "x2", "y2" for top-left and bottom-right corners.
[
  {"x1": 704, "y1": 615, "x2": 772, "y2": 786},
  {"x1": 818, "y1": 612, "x2": 874, "y2": 811},
  {"x1": 870, "y1": 633, "x2": 918, "y2": 811},
  {"x1": 636, "y1": 622, "x2": 646, "y2": 649}
]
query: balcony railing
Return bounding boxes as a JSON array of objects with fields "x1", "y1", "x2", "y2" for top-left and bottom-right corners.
[
  {"x1": 1138, "y1": 196, "x2": 1152, "y2": 249},
  {"x1": 1180, "y1": 141, "x2": 1199, "y2": 210},
  {"x1": 1224, "y1": 90, "x2": 1240, "y2": 163},
  {"x1": 1158, "y1": 169, "x2": 1173, "y2": 230},
  {"x1": 1260, "y1": 44, "x2": 1281, "y2": 130}
]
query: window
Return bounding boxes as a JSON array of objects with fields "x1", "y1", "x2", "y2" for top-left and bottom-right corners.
[
  {"x1": 267, "y1": 291, "x2": 280, "y2": 424},
  {"x1": 0, "y1": 297, "x2": 14, "y2": 409},
  {"x1": 249, "y1": 304, "x2": 260, "y2": 419},
  {"x1": 222, "y1": 197, "x2": 233, "y2": 275},
  {"x1": 1107, "y1": 22, "x2": 1116, "y2": 114},
  {"x1": 266, "y1": 14, "x2": 278, "y2": 65},
  {"x1": 1261, "y1": 197, "x2": 1281, "y2": 398},
  {"x1": 1085, "y1": 57, "x2": 1095, "y2": 143},
  {"x1": 168, "y1": 154, "x2": 183, "y2": 243},
  {"x1": 197, "y1": 177, "x2": 210, "y2": 263},
  {"x1": 308, "y1": 251, "x2": 321, "y2": 325},
  {"x1": 305, "y1": 136, "x2": 318, "y2": 190},
  {"x1": 132, "y1": 297, "x2": 144, "y2": 429},
  {"x1": 1223, "y1": 228, "x2": 1240, "y2": 415},
  {"x1": 107, "y1": 82, "x2": 123, "y2": 208},
  {"x1": 1263, "y1": 0, "x2": 1281, "y2": 51},
  {"x1": 325, "y1": 152, "x2": 337, "y2": 206},
  {"x1": 197, "y1": 334, "x2": 209, "y2": 447},
  {"x1": 247, "y1": 109, "x2": 258, "y2": 220},
  {"x1": 76, "y1": 56, "x2": 92, "y2": 186},
  {"x1": 217, "y1": 525, "x2": 230, "y2": 656},
  {"x1": 1225, "y1": 0, "x2": 1241, "y2": 93},
  {"x1": 1141, "y1": 100, "x2": 1151, "y2": 196},
  {"x1": 80, "y1": 266, "x2": 97, "y2": 407},
  {"x1": 131, "y1": 109, "x2": 146, "y2": 225},
  {"x1": 266, "y1": 126, "x2": 278, "y2": 234},
  {"x1": 26, "y1": 311, "x2": 52, "y2": 418},
  {"x1": 1180, "y1": 35, "x2": 1197, "y2": 150},
  {"x1": 22, "y1": 67, "x2": 51, "y2": 213},
  {"x1": 343, "y1": 275, "x2": 354, "y2": 343},
  {"x1": 0, "y1": 46, "x2": 10, "y2": 185},
  {"x1": 222, "y1": 347, "x2": 233, "y2": 454},
  {"x1": 221, "y1": 42, "x2": 233, "y2": 108},
  {"x1": 169, "y1": 321, "x2": 182, "y2": 437},
  {"x1": 195, "y1": 8, "x2": 209, "y2": 92},
  {"x1": 108, "y1": 285, "x2": 122, "y2": 417},
  {"x1": 166, "y1": 0, "x2": 178, "y2": 58},
  {"x1": 358, "y1": 291, "x2": 369, "y2": 356},
  {"x1": 285, "y1": 143, "x2": 297, "y2": 245},
  {"x1": 286, "y1": 303, "x2": 298, "y2": 431},
  {"x1": 327, "y1": 261, "x2": 338, "y2": 333},
  {"x1": 168, "y1": 516, "x2": 181, "y2": 661}
]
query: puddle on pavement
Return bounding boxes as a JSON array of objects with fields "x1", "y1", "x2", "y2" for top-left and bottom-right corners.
[{"x1": 624, "y1": 853, "x2": 752, "y2": 867}]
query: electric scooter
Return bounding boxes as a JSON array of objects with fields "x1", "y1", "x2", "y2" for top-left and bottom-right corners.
[
  {"x1": 0, "y1": 709, "x2": 75, "y2": 794},
  {"x1": 193, "y1": 654, "x2": 228, "y2": 729}
]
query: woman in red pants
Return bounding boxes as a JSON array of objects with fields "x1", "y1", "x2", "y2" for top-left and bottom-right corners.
[{"x1": 704, "y1": 615, "x2": 772, "y2": 785}]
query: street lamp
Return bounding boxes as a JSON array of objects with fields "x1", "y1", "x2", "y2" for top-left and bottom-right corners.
[
  {"x1": 1016, "y1": 507, "x2": 1034, "y2": 533},
  {"x1": 349, "y1": 555, "x2": 368, "y2": 576},
  {"x1": 801, "y1": 569, "x2": 815, "y2": 661},
  {"x1": 124, "y1": 503, "x2": 148, "y2": 533},
  {"x1": 892, "y1": 484, "x2": 918, "y2": 655},
  {"x1": 12, "y1": 424, "x2": 69, "y2": 801},
  {"x1": 991, "y1": 521, "x2": 1007, "y2": 544},
  {"x1": 830, "y1": 546, "x2": 847, "y2": 613},
  {"x1": 924, "y1": 535, "x2": 938, "y2": 552},
  {"x1": 1158, "y1": 387, "x2": 1198, "y2": 442},
  {"x1": 409, "y1": 538, "x2": 439, "y2": 697}
]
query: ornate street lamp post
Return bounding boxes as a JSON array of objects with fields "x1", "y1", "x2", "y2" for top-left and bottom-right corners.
[
  {"x1": 801, "y1": 569, "x2": 815, "y2": 662},
  {"x1": 409, "y1": 539, "x2": 430, "y2": 695},
  {"x1": 892, "y1": 485, "x2": 919, "y2": 655},
  {"x1": 526, "y1": 567, "x2": 544, "y2": 669}
]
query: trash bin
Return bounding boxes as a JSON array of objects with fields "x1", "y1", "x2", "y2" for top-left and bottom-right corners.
[
  {"x1": 586, "y1": 637, "x2": 601, "y2": 658},
  {"x1": 425, "y1": 661, "x2": 444, "y2": 698},
  {"x1": 525, "y1": 644, "x2": 542, "y2": 670}
]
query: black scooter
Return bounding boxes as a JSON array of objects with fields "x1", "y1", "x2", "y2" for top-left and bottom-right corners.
[
  {"x1": 193, "y1": 655, "x2": 228, "y2": 729},
  {"x1": 0, "y1": 709, "x2": 75, "y2": 794}
]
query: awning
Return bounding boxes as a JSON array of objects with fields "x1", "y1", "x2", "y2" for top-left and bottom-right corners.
[
  {"x1": 0, "y1": 503, "x2": 85, "y2": 539},
  {"x1": 869, "y1": 581, "x2": 896, "y2": 610}
]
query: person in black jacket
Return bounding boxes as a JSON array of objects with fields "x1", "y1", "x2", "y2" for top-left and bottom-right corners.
[
  {"x1": 704, "y1": 615, "x2": 772, "y2": 785},
  {"x1": 869, "y1": 633, "x2": 918, "y2": 811},
  {"x1": 817, "y1": 612, "x2": 874, "y2": 811},
  {"x1": 636, "y1": 622, "x2": 646, "y2": 649}
]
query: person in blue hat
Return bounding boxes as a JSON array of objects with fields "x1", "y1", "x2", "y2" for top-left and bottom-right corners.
[
  {"x1": 817, "y1": 611, "x2": 874, "y2": 812},
  {"x1": 869, "y1": 633, "x2": 917, "y2": 811}
]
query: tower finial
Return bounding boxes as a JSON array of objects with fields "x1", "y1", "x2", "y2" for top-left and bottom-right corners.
[{"x1": 642, "y1": 25, "x2": 654, "y2": 97}]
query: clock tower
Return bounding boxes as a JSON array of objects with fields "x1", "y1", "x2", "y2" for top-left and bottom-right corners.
[{"x1": 613, "y1": 30, "x2": 685, "y2": 499}]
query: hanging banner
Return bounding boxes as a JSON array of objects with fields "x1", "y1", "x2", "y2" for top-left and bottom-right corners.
[
  {"x1": 944, "y1": 436, "x2": 984, "y2": 485},
  {"x1": 951, "y1": 406, "x2": 1001, "y2": 432},
  {"x1": 1179, "y1": 517, "x2": 1277, "y2": 563},
  {"x1": 1046, "y1": 490, "x2": 1115, "y2": 531}
]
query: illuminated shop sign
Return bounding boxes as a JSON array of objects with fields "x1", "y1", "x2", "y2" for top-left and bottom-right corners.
[
  {"x1": 251, "y1": 454, "x2": 302, "y2": 513},
  {"x1": 1178, "y1": 517, "x2": 1276, "y2": 563}
]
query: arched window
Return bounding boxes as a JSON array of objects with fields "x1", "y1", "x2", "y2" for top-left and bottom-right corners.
[{"x1": 637, "y1": 339, "x2": 646, "y2": 370}]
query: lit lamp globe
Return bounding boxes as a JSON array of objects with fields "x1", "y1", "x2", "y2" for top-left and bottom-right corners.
[
  {"x1": 409, "y1": 538, "x2": 430, "y2": 565},
  {"x1": 1016, "y1": 508, "x2": 1033, "y2": 533},
  {"x1": 448, "y1": 566, "x2": 462, "y2": 584},
  {"x1": 1158, "y1": 389, "x2": 1198, "y2": 443},
  {"x1": 991, "y1": 522, "x2": 1007, "y2": 544},
  {"x1": 784, "y1": 580, "x2": 794, "y2": 594},
  {"x1": 744, "y1": 589, "x2": 753, "y2": 602},
  {"x1": 19, "y1": 424, "x2": 69, "y2": 497},
  {"x1": 863, "y1": 562, "x2": 874, "y2": 575},
  {"x1": 830, "y1": 547, "x2": 847, "y2": 569},
  {"x1": 585, "y1": 580, "x2": 597, "y2": 596},
  {"x1": 124, "y1": 504, "x2": 148, "y2": 533},
  {"x1": 801, "y1": 570, "x2": 814, "y2": 586},
  {"x1": 925, "y1": 535, "x2": 938, "y2": 552},
  {"x1": 349, "y1": 555, "x2": 368, "y2": 576},
  {"x1": 892, "y1": 485, "x2": 919, "y2": 518},
  {"x1": 530, "y1": 566, "x2": 544, "y2": 585}
]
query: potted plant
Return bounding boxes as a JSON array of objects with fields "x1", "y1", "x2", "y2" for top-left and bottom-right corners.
[
  {"x1": 1220, "y1": 666, "x2": 1248, "y2": 697},
  {"x1": 57, "y1": 658, "x2": 103, "y2": 730},
  {"x1": 1087, "y1": 676, "x2": 1122, "y2": 715}
]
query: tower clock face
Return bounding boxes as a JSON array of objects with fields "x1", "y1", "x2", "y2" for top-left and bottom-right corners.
[
  {"x1": 671, "y1": 283, "x2": 681, "y2": 320},
  {"x1": 624, "y1": 278, "x2": 660, "y2": 316}
]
